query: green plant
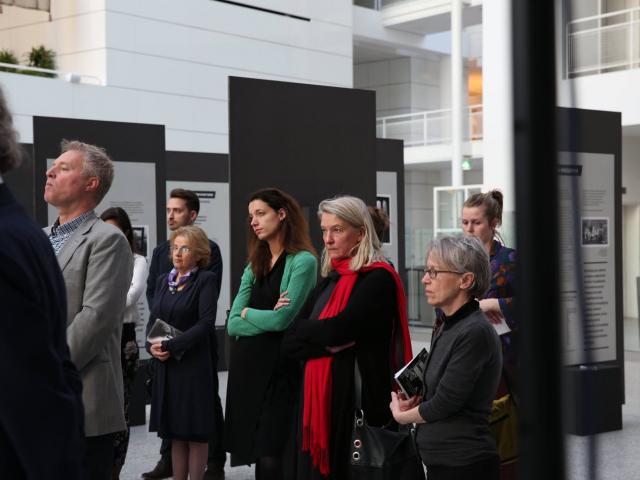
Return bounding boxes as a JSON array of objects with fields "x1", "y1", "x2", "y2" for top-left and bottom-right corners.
[
  {"x1": 25, "y1": 45, "x2": 56, "y2": 78},
  {"x1": 0, "y1": 49, "x2": 18, "y2": 73}
]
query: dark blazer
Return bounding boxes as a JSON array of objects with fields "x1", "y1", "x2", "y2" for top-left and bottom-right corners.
[
  {"x1": 0, "y1": 183, "x2": 85, "y2": 479},
  {"x1": 146, "y1": 238, "x2": 223, "y2": 307}
]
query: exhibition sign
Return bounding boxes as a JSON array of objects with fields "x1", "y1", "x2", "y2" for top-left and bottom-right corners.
[{"x1": 559, "y1": 152, "x2": 617, "y2": 365}]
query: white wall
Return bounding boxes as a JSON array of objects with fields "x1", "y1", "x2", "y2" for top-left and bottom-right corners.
[
  {"x1": 559, "y1": 70, "x2": 640, "y2": 127},
  {"x1": 0, "y1": 2, "x2": 108, "y2": 81},
  {"x1": 622, "y1": 137, "x2": 640, "y2": 205},
  {"x1": 354, "y1": 55, "x2": 440, "y2": 117},
  {"x1": 0, "y1": 0, "x2": 354, "y2": 153},
  {"x1": 622, "y1": 138, "x2": 640, "y2": 318},
  {"x1": 623, "y1": 205, "x2": 640, "y2": 318}
]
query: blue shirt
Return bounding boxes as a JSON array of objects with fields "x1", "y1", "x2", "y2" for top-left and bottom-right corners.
[{"x1": 48, "y1": 210, "x2": 95, "y2": 256}]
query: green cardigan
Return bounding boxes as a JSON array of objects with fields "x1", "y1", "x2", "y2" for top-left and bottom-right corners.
[{"x1": 227, "y1": 250, "x2": 317, "y2": 337}]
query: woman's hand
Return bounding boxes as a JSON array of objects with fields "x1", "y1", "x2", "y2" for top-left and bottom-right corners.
[
  {"x1": 479, "y1": 298, "x2": 504, "y2": 324},
  {"x1": 241, "y1": 307, "x2": 248, "y2": 319},
  {"x1": 390, "y1": 391, "x2": 422, "y2": 424},
  {"x1": 273, "y1": 291, "x2": 290, "y2": 311},
  {"x1": 150, "y1": 342, "x2": 170, "y2": 362},
  {"x1": 326, "y1": 341, "x2": 355, "y2": 354}
]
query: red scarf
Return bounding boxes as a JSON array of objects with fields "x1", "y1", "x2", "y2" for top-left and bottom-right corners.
[{"x1": 301, "y1": 258, "x2": 413, "y2": 476}]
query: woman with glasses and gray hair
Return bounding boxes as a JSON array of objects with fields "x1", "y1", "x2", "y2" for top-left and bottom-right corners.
[
  {"x1": 390, "y1": 235, "x2": 502, "y2": 480},
  {"x1": 283, "y1": 195, "x2": 413, "y2": 480}
]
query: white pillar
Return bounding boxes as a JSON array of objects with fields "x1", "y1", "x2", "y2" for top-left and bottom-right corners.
[
  {"x1": 483, "y1": 0, "x2": 514, "y2": 213},
  {"x1": 451, "y1": 0, "x2": 463, "y2": 187}
]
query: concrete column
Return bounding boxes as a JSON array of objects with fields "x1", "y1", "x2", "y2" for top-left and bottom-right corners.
[
  {"x1": 483, "y1": 0, "x2": 515, "y2": 213},
  {"x1": 451, "y1": 0, "x2": 463, "y2": 187}
]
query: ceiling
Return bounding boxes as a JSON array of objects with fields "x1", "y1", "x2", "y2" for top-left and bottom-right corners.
[{"x1": 385, "y1": 4, "x2": 483, "y2": 36}]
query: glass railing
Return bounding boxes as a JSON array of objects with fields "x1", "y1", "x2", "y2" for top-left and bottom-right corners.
[
  {"x1": 567, "y1": 6, "x2": 640, "y2": 77},
  {"x1": 376, "y1": 104, "x2": 483, "y2": 147},
  {"x1": 405, "y1": 228, "x2": 436, "y2": 327}
]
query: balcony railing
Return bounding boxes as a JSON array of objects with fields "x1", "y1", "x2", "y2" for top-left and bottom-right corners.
[
  {"x1": 376, "y1": 104, "x2": 483, "y2": 147},
  {"x1": 0, "y1": 62, "x2": 102, "y2": 85},
  {"x1": 567, "y1": 6, "x2": 640, "y2": 77}
]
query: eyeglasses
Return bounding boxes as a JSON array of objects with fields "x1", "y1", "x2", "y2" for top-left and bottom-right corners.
[
  {"x1": 422, "y1": 267, "x2": 464, "y2": 279},
  {"x1": 172, "y1": 246, "x2": 192, "y2": 254}
]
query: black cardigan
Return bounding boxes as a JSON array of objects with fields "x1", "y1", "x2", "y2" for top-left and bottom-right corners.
[{"x1": 282, "y1": 268, "x2": 398, "y2": 479}]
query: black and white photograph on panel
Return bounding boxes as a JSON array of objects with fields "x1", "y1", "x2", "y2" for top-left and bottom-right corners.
[
  {"x1": 132, "y1": 225, "x2": 149, "y2": 258},
  {"x1": 582, "y1": 218, "x2": 609, "y2": 246},
  {"x1": 376, "y1": 195, "x2": 391, "y2": 244}
]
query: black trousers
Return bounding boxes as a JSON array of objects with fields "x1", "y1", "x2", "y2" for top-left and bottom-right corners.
[
  {"x1": 426, "y1": 455, "x2": 500, "y2": 480},
  {"x1": 86, "y1": 433, "x2": 116, "y2": 480},
  {"x1": 159, "y1": 390, "x2": 226, "y2": 466}
]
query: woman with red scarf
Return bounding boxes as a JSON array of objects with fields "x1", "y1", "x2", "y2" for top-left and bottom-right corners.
[{"x1": 283, "y1": 195, "x2": 412, "y2": 480}]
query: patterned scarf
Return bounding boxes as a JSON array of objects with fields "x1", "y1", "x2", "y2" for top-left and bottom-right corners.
[{"x1": 167, "y1": 266, "x2": 198, "y2": 294}]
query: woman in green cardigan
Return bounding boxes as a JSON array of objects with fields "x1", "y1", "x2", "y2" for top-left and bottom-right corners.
[{"x1": 225, "y1": 187, "x2": 317, "y2": 480}]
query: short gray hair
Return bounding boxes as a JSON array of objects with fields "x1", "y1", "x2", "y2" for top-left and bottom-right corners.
[
  {"x1": 61, "y1": 139, "x2": 114, "y2": 204},
  {"x1": 426, "y1": 235, "x2": 491, "y2": 299},
  {"x1": 317, "y1": 195, "x2": 386, "y2": 276},
  {"x1": 0, "y1": 87, "x2": 22, "y2": 174}
]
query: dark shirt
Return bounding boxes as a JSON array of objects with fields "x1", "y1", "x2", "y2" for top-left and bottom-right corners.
[
  {"x1": 146, "y1": 238, "x2": 223, "y2": 308},
  {"x1": 248, "y1": 253, "x2": 286, "y2": 310},
  {"x1": 416, "y1": 300, "x2": 502, "y2": 467}
]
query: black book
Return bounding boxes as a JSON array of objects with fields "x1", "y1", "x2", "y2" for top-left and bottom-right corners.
[
  {"x1": 394, "y1": 347, "x2": 429, "y2": 398},
  {"x1": 146, "y1": 318, "x2": 183, "y2": 343}
]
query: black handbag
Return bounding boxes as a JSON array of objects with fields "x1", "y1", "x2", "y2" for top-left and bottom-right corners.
[{"x1": 349, "y1": 361, "x2": 426, "y2": 480}]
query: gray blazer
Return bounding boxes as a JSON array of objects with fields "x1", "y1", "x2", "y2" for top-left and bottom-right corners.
[{"x1": 46, "y1": 212, "x2": 133, "y2": 437}]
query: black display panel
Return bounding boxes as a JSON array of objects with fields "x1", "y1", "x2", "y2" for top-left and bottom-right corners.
[{"x1": 228, "y1": 77, "x2": 377, "y2": 293}]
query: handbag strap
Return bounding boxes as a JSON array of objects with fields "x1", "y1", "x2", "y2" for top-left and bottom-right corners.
[{"x1": 354, "y1": 358, "x2": 363, "y2": 410}]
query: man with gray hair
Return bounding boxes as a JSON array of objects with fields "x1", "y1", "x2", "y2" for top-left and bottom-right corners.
[
  {"x1": 45, "y1": 140, "x2": 133, "y2": 479},
  {"x1": 0, "y1": 89, "x2": 85, "y2": 477}
]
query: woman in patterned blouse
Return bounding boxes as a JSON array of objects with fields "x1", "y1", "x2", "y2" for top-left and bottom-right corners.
[
  {"x1": 461, "y1": 190, "x2": 517, "y2": 375},
  {"x1": 462, "y1": 190, "x2": 518, "y2": 480}
]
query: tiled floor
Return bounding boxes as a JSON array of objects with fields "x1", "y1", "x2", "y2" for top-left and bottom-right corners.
[{"x1": 121, "y1": 330, "x2": 640, "y2": 479}]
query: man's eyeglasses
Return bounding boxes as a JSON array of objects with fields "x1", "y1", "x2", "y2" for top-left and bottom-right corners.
[
  {"x1": 172, "y1": 246, "x2": 192, "y2": 254},
  {"x1": 422, "y1": 267, "x2": 464, "y2": 279}
]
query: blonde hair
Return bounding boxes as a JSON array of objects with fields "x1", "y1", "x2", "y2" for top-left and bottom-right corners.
[
  {"x1": 317, "y1": 195, "x2": 386, "y2": 277},
  {"x1": 169, "y1": 225, "x2": 211, "y2": 268}
]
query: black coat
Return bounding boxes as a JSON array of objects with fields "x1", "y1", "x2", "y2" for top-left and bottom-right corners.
[
  {"x1": 0, "y1": 184, "x2": 85, "y2": 478},
  {"x1": 147, "y1": 269, "x2": 219, "y2": 441},
  {"x1": 282, "y1": 268, "x2": 397, "y2": 480}
]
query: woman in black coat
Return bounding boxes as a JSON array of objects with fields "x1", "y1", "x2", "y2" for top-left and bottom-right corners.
[
  {"x1": 146, "y1": 225, "x2": 218, "y2": 480},
  {"x1": 283, "y1": 195, "x2": 412, "y2": 480}
]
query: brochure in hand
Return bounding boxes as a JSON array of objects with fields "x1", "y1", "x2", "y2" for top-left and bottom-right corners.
[
  {"x1": 146, "y1": 318, "x2": 183, "y2": 344},
  {"x1": 394, "y1": 347, "x2": 429, "y2": 398}
]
